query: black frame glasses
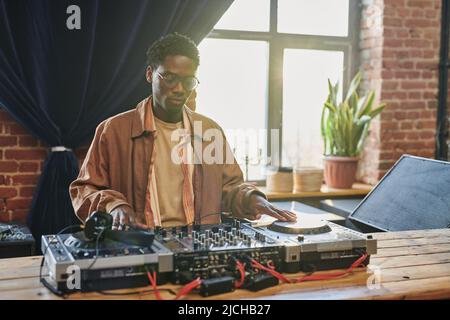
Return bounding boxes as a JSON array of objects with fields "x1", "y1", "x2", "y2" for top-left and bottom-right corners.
[{"x1": 156, "y1": 72, "x2": 200, "y2": 91}]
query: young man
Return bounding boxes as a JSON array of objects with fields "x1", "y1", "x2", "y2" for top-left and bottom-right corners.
[{"x1": 70, "y1": 33, "x2": 296, "y2": 230}]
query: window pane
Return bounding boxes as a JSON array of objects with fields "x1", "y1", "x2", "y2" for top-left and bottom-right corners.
[
  {"x1": 214, "y1": 0, "x2": 270, "y2": 32},
  {"x1": 282, "y1": 49, "x2": 344, "y2": 168},
  {"x1": 278, "y1": 0, "x2": 349, "y2": 36},
  {"x1": 197, "y1": 39, "x2": 269, "y2": 180}
]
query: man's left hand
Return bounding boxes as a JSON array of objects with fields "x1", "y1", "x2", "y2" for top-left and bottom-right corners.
[{"x1": 246, "y1": 195, "x2": 297, "y2": 222}]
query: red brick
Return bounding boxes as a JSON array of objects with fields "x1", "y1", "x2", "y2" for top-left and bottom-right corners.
[
  {"x1": 381, "y1": 122, "x2": 399, "y2": 130},
  {"x1": 383, "y1": 81, "x2": 399, "y2": 90},
  {"x1": 398, "y1": 61, "x2": 414, "y2": 69},
  {"x1": 427, "y1": 100, "x2": 438, "y2": 108},
  {"x1": 8, "y1": 123, "x2": 29, "y2": 135},
  {"x1": 0, "y1": 211, "x2": 10, "y2": 223},
  {"x1": 19, "y1": 187, "x2": 35, "y2": 198},
  {"x1": 4, "y1": 149, "x2": 47, "y2": 161},
  {"x1": 0, "y1": 161, "x2": 19, "y2": 173},
  {"x1": 408, "y1": 92, "x2": 421, "y2": 99},
  {"x1": 406, "y1": 132, "x2": 419, "y2": 140},
  {"x1": 419, "y1": 131, "x2": 435, "y2": 139},
  {"x1": 0, "y1": 136, "x2": 17, "y2": 146},
  {"x1": 384, "y1": 17, "x2": 403, "y2": 27},
  {"x1": 416, "y1": 120, "x2": 436, "y2": 129},
  {"x1": 18, "y1": 162, "x2": 39, "y2": 173},
  {"x1": 11, "y1": 209, "x2": 29, "y2": 224},
  {"x1": 11, "y1": 174, "x2": 40, "y2": 186},
  {"x1": 404, "y1": 19, "x2": 431, "y2": 29},
  {"x1": 406, "y1": 111, "x2": 420, "y2": 118},
  {"x1": 380, "y1": 152, "x2": 394, "y2": 160},
  {"x1": 19, "y1": 136, "x2": 39, "y2": 147},
  {"x1": 407, "y1": 0, "x2": 433, "y2": 8},
  {"x1": 394, "y1": 111, "x2": 407, "y2": 120},
  {"x1": 382, "y1": 92, "x2": 407, "y2": 99},
  {"x1": 416, "y1": 61, "x2": 438, "y2": 69},
  {"x1": 384, "y1": 39, "x2": 403, "y2": 47},
  {"x1": 400, "y1": 122, "x2": 413, "y2": 130},
  {"x1": 400, "y1": 81, "x2": 427, "y2": 90},
  {"x1": 6, "y1": 198, "x2": 32, "y2": 210},
  {"x1": 0, "y1": 187, "x2": 17, "y2": 198},
  {"x1": 420, "y1": 110, "x2": 435, "y2": 118}
]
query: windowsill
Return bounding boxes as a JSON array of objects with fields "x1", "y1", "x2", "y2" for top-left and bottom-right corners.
[{"x1": 260, "y1": 182, "x2": 373, "y2": 201}]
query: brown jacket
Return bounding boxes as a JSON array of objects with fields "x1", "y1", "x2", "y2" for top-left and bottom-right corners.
[{"x1": 69, "y1": 97, "x2": 265, "y2": 225}]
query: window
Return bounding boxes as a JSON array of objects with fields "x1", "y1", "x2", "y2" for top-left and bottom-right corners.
[{"x1": 197, "y1": 0, "x2": 360, "y2": 181}]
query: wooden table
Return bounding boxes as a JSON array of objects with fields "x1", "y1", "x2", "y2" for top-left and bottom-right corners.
[
  {"x1": 0, "y1": 228, "x2": 449, "y2": 300},
  {"x1": 263, "y1": 183, "x2": 372, "y2": 202}
]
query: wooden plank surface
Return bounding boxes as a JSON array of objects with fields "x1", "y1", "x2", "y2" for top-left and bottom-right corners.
[{"x1": 0, "y1": 228, "x2": 449, "y2": 300}]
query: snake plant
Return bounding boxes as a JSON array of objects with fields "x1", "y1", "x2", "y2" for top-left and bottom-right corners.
[{"x1": 321, "y1": 72, "x2": 386, "y2": 157}]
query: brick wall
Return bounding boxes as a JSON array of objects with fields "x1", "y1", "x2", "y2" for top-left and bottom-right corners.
[
  {"x1": 358, "y1": 0, "x2": 444, "y2": 184},
  {"x1": 0, "y1": 108, "x2": 89, "y2": 224},
  {"x1": 0, "y1": 109, "x2": 47, "y2": 223}
]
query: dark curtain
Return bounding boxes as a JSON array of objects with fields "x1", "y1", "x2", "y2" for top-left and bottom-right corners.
[{"x1": 0, "y1": 0, "x2": 233, "y2": 249}]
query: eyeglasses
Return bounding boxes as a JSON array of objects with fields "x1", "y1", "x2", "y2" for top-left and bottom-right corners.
[{"x1": 155, "y1": 72, "x2": 200, "y2": 91}]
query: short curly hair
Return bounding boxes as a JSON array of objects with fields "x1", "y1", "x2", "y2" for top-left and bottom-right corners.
[{"x1": 146, "y1": 32, "x2": 200, "y2": 69}]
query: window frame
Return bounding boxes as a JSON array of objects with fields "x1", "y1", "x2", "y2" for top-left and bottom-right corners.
[{"x1": 205, "y1": 0, "x2": 361, "y2": 182}]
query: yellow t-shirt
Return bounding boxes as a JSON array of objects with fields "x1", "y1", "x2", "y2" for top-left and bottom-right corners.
[{"x1": 154, "y1": 117, "x2": 186, "y2": 227}]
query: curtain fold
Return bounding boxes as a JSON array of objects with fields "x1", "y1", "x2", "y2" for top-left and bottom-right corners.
[{"x1": 0, "y1": 0, "x2": 233, "y2": 251}]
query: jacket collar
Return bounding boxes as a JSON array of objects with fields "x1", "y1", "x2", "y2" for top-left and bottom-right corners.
[{"x1": 131, "y1": 96, "x2": 207, "y2": 141}]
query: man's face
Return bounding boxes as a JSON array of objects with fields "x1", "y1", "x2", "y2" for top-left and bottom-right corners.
[{"x1": 146, "y1": 55, "x2": 197, "y2": 114}]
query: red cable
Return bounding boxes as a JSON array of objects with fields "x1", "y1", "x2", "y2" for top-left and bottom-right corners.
[
  {"x1": 292, "y1": 253, "x2": 369, "y2": 283},
  {"x1": 175, "y1": 277, "x2": 202, "y2": 300},
  {"x1": 251, "y1": 259, "x2": 292, "y2": 284},
  {"x1": 235, "y1": 261, "x2": 246, "y2": 288},
  {"x1": 146, "y1": 271, "x2": 164, "y2": 300}
]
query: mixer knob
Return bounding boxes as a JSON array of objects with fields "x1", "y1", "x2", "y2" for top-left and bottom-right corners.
[
  {"x1": 192, "y1": 231, "x2": 197, "y2": 239},
  {"x1": 75, "y1": 250, "x2": 84, "y2": 258}
]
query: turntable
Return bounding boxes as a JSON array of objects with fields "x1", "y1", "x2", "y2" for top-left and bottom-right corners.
[
  {"x1": 249, "y1": 217, "x2": 377, "y2": 273},
  {"x1": 41, "y1": 232, "x2": 173, "y2": 293}
]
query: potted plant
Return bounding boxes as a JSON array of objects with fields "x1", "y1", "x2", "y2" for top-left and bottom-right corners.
[{"x1": 321, "y1": 72, "x2": 386, "y2": 189}]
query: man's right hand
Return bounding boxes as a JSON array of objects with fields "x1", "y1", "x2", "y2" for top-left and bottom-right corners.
[
  {"x1": 110, "y1": 205, "x2": 134, "y2": 230},
  {"x1": 110, "y1": 205, "x2": 148, "y2": 230}
]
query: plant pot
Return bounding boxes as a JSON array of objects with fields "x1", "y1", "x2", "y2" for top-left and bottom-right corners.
[{"x1": 323, "y1": 156, "x2": 359, "y2": 189}]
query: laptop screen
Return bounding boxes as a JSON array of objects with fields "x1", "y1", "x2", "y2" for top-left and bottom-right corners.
[{"x1": 349, "y1": 155, "x2": 450, "y2": 231}]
